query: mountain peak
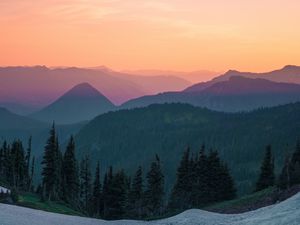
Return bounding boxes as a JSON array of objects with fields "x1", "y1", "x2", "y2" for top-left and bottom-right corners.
[
  {"x1": 282, "y1": 65, "x2": 300, "y2": 71},
  {"x1": 65, "y1": 83, "x2": 103, "y2": 98}
]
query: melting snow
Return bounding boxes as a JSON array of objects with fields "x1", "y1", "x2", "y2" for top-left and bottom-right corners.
[{"x1": 0, "y1": 193, "x2": 300, "y2": 225}]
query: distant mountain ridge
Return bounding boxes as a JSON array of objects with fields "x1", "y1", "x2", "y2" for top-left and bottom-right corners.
[
  {"x1": 0, "y1": 66, "x2": 191, "y2": 114},
  {"x1": 185, "y1": 65, "x2": 300, "y2": 92},
  {"x1": 122, "y1": 75, "x2": 300, "y2": 112},
  {"x1": 30, "y1": 83, "x2": 115, "y2": 124}
]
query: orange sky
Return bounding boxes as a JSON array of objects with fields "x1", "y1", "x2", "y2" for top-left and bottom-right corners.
[{"x1": 1, "y1": 0, "x2": 300, "y2": 73}]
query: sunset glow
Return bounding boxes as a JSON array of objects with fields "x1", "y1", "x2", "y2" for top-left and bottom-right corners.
[{"x1": 1, "y1": 0, "x2": 300, "y2": 72}]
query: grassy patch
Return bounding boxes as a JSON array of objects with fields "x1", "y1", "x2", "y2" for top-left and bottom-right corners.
[
  {"x1": 17, "y1": 193, "x2": 83, "y2": 216},
  {"x1": 204, "y1": 187, "x2": 275, "y2": 211}
]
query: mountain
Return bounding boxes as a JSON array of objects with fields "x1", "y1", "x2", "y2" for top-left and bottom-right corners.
[
  {"x1": 122, "y1": 69, "x2": 220, "y2": 83},
  {"x1": 122, "y1": 76, "x2": 300, "y2": 112},
  {"x1": 185, "y1": 65, "x2": 300, "y2": 92},
  {"x1": 0, "y1": 107, "x2": 46, "y2": 130},
  {"x1": 75, "y1": 103, "x2": 300, "y2": 194},
  {"x1": 1, "y1": 192, "x2": 299, "y2": 225},
  {"x1": 0, "y1": 66, "x2": 190, "y2": 111},
  {"x1": 30, "y1": 83, "x2": 115, "y2": 124}
]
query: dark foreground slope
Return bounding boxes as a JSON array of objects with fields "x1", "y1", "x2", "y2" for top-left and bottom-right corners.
[{"x1": 75, "y1": 103, "x2": 300, "y2": 194}]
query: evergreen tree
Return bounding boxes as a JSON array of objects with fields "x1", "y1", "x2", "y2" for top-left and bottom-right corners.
[
  {"x1": 109, "y1": 170, "x2": 128, "y2": 219},
  {"x1": 169, "y1": 147, "x2": 192, "y2": 210},
  {"x1": 290, "y1": 140, "x2": 300, "y2": 185},
  {"x1": 279, "y1": 140, "x2": 300, "y2": 189},
  {"x1": 102, "y1": 171, "x2": 110, "y2": 219},
  {"x1": 193, "y1": 145, "x2": 210, "y2": 206},
  {"x1": 128, "y1": 166, "x2": 144, "y2": 218},
  {"x1": 218, "y1": 164, "x2": 236, "y2": 201},
  {"x1": 206, "y1": 150, "x2": 223, "y2": 202},
  {"x1": 11, "y1": 140, "x2": 26, "y2": 189},
  {"x1": 62, "y1": 136, "x2": 79, "y2": 205},
  {"x1": 29, "y1": 156, "x2": 35, "y2": 192},
  {"x1": 80, "y1": 155, "x2": 92, "y2": 213},
  {"x1": 25, "y1": 136, "x2": 32, "y2": 191},
  {"x1": 92, "y1": 162, "x2": 102, "y2": 217},
  {"x1": 41, "y1": 123, "x2": 60, "y2": 201},
  {"x1": 145, "y1": 155, "x2": 165, "y2": 217},
  {"x1": 54, "y1": 137, "x2": 63, "y2": 200},
  {"x1": 255, "y1": 145, "x2": 275, "y2": 192},
  {"x1": 278, "y1": 155, "x2": 292, "y2": 190}
]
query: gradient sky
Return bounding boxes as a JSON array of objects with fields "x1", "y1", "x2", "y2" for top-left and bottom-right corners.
[{"x1": 1, "y1": 0, "x2": 300, "y2": 72}]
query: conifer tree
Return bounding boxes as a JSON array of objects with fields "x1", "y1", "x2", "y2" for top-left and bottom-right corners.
[
  {"x1": 62, "y1": 136, "x2": 79, "y2": 205},
  {"x1": 54, "y1": 137, "x2": 63, "y2": 200},
  {"x1": 129, "y1": 166, "x2": 144, "y2": 218},
  {"x1": 80, "y1": 155, "x2": 92, "y2": 213},
  {"x1": 102, "y1": 171, "x2": 110, "y2": 219},
  {"x1": 145, "y1": 154, "x2": 165, "y2": 217},
  {"x1": 109, "y1": 170, "x2": 128, "y2": 219},
  {"x1": 255, "y1": 145, "x2": 275, "y2": 192},
  {"x1": 193, "y1": 145, "x2": 210, "y2": 206},
  {"x1": 207, "y1": 150, "x2": 221, "y2": 202},
  {"x1": 290, "y1": 140, "x2": 300, "y2": 185},
  {"x1": 169, "y1": 147, "x2": 192, "y2": 210},
  {"x1": 278, "y1": 155, "x2": 292, "y2": 190},
  {"x1": 25, "y1": 136, "x2": 32, "y2": 191},
  {"x1": 218, "y1": 164, "x2": 236, "y2": 201},
  {"x1": 279, "y1": 140, "x2": 300, "y2": 189},
  {"x1": 41, "y1": 123, "x2": 60, "y2": 201},
  {"x1": 29, "y1": 156, "x2": 35, "y2": 192},
  {"x1": 92, "y1": 162, "x2": 102, "y2": 217}
]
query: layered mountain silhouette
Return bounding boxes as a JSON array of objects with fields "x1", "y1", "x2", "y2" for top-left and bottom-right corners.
[
  {"x1": 0, "y1": 107, "x2": 45, "y2": 130},
  {"x1": 185, "y1": 65, "x2": 300, "y2": 92},
  {"x1": 30, "y1": 83, "x2": 115, "y2": 124},
  {"x1": 0, "y1": 66, "x2": 190, "y2": 114},
  {"x1": 121, "y1": 76, "x2": 300, "y2": 112}
]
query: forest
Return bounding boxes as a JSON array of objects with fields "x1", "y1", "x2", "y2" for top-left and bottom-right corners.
[{"x1": 1, "y1": 124, "x2": 300, "y2": 219}]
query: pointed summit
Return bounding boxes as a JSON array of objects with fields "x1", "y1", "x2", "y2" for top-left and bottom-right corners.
[
  {"x1": 30, "y1": 83, "x2": 115, "y2": 124},
  {"x1": 63, "y1": 83, "x2": 104, "y2": 98},
  {"x1": 281, "y1": 65, "x2": 300, "y2": 71}
]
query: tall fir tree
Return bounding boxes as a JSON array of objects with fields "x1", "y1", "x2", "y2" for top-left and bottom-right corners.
[
  {"x1": 218, "y1": 164, "x2": 236, "y2": 201},
  {"x1": 41, "y1": 123, "x2": 60, "y2": 201},
  {"x1": 25, "y1": 136, "x2": 32, "y2": 191},
  {"x1": 278, "y1": 155, "x2": 292, "y2": 190},
  {"x1": 80, "y1": 155, "x2": 92, "y2": 213},
  {"x1": 109, "y1": 170, "x2": 128, "y2": 219},
  {"x1": 290, "y1": 140, "x2": 300, "y2": 185},
  {"x1": 255, "y1": 145, "x2": 275, "y2": 192},
  {"x1": 62, "y1": 136, "x2": 79, "y2": 206},
  {"x1": 92, "y1": 162, "x2": 102, "y2": 217},
  {"x1": 169, "y1": 147, "x2": 192, "y2": 210},
  {"x1": 193, "y1": 145, "x2": 210, "y2": 206},
  {"x1": 145, "y1": 155, "x2": 165, "y2": 217},
  {"x1": 279, "y1": 140, "x2": 300, "y2": 189},
  {"x1": 129, "y1": 166, "x2": 144, "y2": 218}
]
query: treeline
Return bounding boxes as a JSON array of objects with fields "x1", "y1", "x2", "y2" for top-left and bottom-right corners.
[
  {"x1": 254, "y1": 142, "x2": 300, "y2": 192},
  {"x1": 0, "y1": 137, "x2": 34, "y2": 192},
  {"x1": 169, "y1": 146, "x2": 236, "y2": 211},
  {"x1": 1, "y1": 124, "x2": 300, "y2": 220},
  {"x1": 39, "y1": 125, "x2": 236, "y2": 219},
  {"x1": 39, "y1": 124, "x2": 165, "y2": 219}
]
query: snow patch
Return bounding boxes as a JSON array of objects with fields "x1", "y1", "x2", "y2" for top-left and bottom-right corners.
[{"x1": 0, "y1": 193, "x2": 300, "y2": 225}]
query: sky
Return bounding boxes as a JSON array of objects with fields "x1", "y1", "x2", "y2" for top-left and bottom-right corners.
[{"x1": 1, "y1": 0, "x2": 300, "y2": 73}]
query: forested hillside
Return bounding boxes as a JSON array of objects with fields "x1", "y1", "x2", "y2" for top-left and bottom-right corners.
[{"x1": 75, "y1": 103, "x2": 300, "y2": 194}]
